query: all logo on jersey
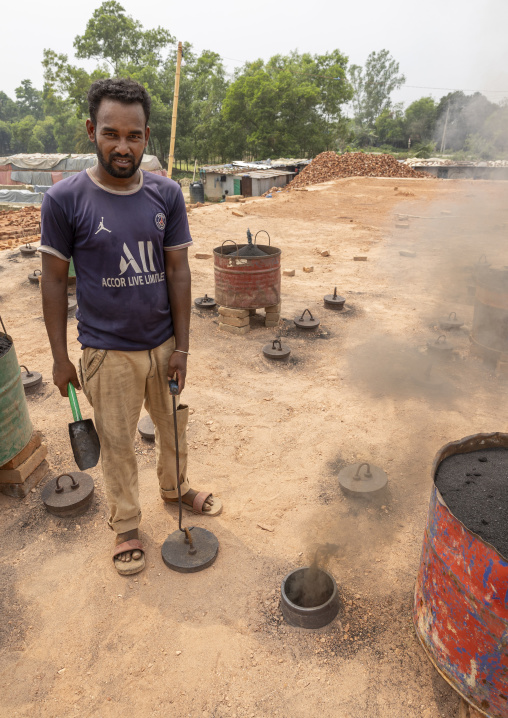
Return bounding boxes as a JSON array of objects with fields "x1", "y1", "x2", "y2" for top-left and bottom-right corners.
[
  {"x1": 101, "y1": 241, "x2": 165, "y2": 288},
  {"x1": 154, "y1": 212, "x2": 166, "y2": 231}
]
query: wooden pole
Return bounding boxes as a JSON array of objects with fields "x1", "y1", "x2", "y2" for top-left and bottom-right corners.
[{"x1": 168, "y1": 41, "x2": 183, "y2": 179}]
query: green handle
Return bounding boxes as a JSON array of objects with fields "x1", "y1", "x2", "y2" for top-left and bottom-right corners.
[{"x1": 67, "y1": 383, "x2": 82, "y2": 422}]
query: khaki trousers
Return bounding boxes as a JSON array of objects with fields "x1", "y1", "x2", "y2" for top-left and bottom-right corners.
[{"x1": 79, "y1": 335, "x2": 189, "y2": 534}]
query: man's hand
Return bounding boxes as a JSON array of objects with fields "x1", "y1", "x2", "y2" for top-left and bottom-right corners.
[
  {"x1": 53, "y1": 359, "x2": 80, "y2": 397},
  {"x1": 167, "y1": 351, "x2": 187, "y2": 394}
]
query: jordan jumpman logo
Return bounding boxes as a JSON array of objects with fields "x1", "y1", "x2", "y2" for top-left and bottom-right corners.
[{"x1": 95, "y1": 217, "x2": 112, "y2": 234}]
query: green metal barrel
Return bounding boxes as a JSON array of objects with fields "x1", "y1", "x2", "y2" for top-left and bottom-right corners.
[{"x1": 0, "y1": 323, "x2": 33, "y2": 467}]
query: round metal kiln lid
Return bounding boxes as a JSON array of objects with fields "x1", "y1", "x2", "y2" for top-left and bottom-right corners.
[
  {"x1": 324, "y1": 288, "x2": 346, "y2": 309},
  {"x1": 294, "y1": 308, "x2": 320, "y2": 331},
  {"x1": 194, "y1": 294, "x2": 217, "y2": 308},
  {"x1": 20, "y1": 244, "x2": 37, "y2": 257},
  {"x1": 339, "y1": 462, "x2": 388, "y2": 494},
  {"x1": 138, "y1": 415, "x2": 155, "y2": 440},
  {"x1": 28, "y1": 269, "x2": 42, "y2": 284},
  {"x1": 161, "y1": 527, "x2": 219, "y2": 573},
  {"x1": 234, "y1": 229, "x2": 269, "y2": 257},
  {"x1": 439, "y1": 312, "x2": 464, "y2": 330},
  {"x1": 263, "y1": 339, "x2": 291, "y2": 360},
  {"x1": 427, "y1": 335, "x2": 453, "y2": 354},
  {"x1": 19, "y1": 365, "x2": 42, "y2": 390},
  {"x1": 42, "y1": 472, "x2": 94, "y2": 516}
]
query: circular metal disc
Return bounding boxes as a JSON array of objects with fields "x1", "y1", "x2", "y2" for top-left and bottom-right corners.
[
  {"x1": 439, "y1": 316, "x2": 463, "y2": 330},
  {"x1": 20, "y1": 246, "x2": 37, "y2": 257},
  {"x1": 21, "y1": 370, "x2": 42, "y2": 389},
  {"x1": 263, "y1": 342, "x2": 291, "y2": 360},
  {"x1": 194, "y1": 295, "x2": 217, "y2": 308},
  {"x1": 28, "y1": 272, "x2": 42, "y2": 284},
  {"x1": 338, "y1": 463, "x2": 388, "y2": 494},
  {"x1": 294, "y1": 316, "x2": 320, "y2": 330},
  {"x1": 68, "y1": 298, "x2": 77, "y2": 315},
  {"x1": 161, "y1": 527, "x2": 219, "y2": 573},
  {"x1": 324, "y1": 294, "x2": 346, "y2": 309},
  {"x1": 42, "y1": 472, "x2": 94, "y2": 516},
  {"x1": 138, "y1": 415, "x2": 155, "y2": 441}
]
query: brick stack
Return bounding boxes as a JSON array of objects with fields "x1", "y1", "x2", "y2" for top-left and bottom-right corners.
[
  {"x1": 218, "y1": 306, "x2": 251, "y2": 335},
  {"x1": 264, "y1": 303, "x2": 281, "y2": 327},
  {"x1": 0, "y1": 431, "x2": 49, "y2": 498}
]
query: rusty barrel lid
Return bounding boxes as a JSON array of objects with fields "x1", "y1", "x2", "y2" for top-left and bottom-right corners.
[{"x1": 294, "y1": 308, "x2": 320, "y2": 331}]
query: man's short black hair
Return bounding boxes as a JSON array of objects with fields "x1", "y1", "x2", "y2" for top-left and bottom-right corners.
[{"x1": 87, "y1": 78, "x2": 151, "y2": 127}]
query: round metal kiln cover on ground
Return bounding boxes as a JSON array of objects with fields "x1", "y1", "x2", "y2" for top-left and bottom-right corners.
[
  {"x1": 42, "y1": 472, "x2": 94, "y2": 517},
  {"x1": 20, "y1": 244, "x2": 37, "y2": 257},
  {"x1": 439, "y1": 312, "x2": 463, "y2": 330},
  {"x1": 294, "y1": 308, "x2": 320, "y2": 331},
  {"x1": 324, "y1": 288, "x2": 346, "y2": 310},
  {"x1": 161, "y1": 527, "x2": 219, "y2": 573},
  {"x1": 28, "y1": 269, "x2": 42, "y2": 284},
  {"x1": 138, "y1": 415, "x2": 155, "y2": 441},
  {"x1": 263, "y1": 339, "x2": 291, "y2": 361},
  {"x1": 20, "y1": 365, "x2": 42, "y2": 390},
  {"x1": 194, "y1": 294, "x2": 217, "y2": 308},
  {"x1": 339, "y1": 462, "x2": 388, "y2": 494},
  {"x1": 427, "y1": 335, "x2": 454, "y2": 357},
  {"x1": 281, "y1": 567, "x2": 339, "y2": 629}
]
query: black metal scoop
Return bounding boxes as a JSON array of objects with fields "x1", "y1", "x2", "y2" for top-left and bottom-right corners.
[{"x1": 67, "y1": 384, "x2": 100, "y2": 470}]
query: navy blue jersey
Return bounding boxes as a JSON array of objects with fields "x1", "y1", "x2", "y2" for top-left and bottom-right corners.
[{"x1": 40, "y1": 169, "x2": 192, "y2": 350}]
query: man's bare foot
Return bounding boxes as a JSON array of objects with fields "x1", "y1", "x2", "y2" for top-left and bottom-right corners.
[
  {"x1": 115, "y1": 528, "x2": 143, "y2": 562},
  {"x1": 164, "y1": 488, "x2": 214, "y2": 511}
]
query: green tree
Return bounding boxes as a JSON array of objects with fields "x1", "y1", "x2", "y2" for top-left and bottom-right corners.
[
  {"x1": 222, "y1": 50, "x2": 352, "y2": 158},
  {"x1": 74, "y1": 0, "x2": 174, "y2": 73},
  {"x1": 375, "y1": 105, "x2": 406, "y2": 147},
  {"x1": 0, "y1": 92, "x2": 18, "y2": 122},
  {"x1": 405, "y1": 97, "x2": 437, "y2": 143},
  {"x1": 349, "y1": 50, "x2": 405, "y2": 129},
  {"x1": 0, "y1": 120, "x2": 12, "y2": 153},
  {"x1": 15, "y1": 80, "x2": 44, "y2": 120},
  {"x1": 11, "y1": 115, "x2": 37, "y2": 152}
]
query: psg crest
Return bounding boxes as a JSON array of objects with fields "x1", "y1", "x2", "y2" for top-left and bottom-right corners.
[{"x1": 154, "y1": 212, "x2": 166, "y2": 231}]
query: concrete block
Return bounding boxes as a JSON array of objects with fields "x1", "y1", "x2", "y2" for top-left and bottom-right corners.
[
  {"x1": 303, "y1": 266, "x2": 314, "y2": 273},
  {"x1": 225, "y1": 195, "x2": 244, "y2": 202},
  {"x1": 218, "y1": 314, "x2": 250, "y2": 327},
  {"x1": 265, "y1": 312, "x2": 280, "y2": 322},
  {"x1": 264, "y1": 303, "x2": 281, "y2": 313},
  {"x1": 0, "y1": 444, "x2": 48, "y2": 484},
  {"x1": 0, "y1": 431, "x2": 42, "y2": 470},
  {"x1": 353, "y1": 256, "x2": 368, "y2": 261},
  {"x1": 219, "y1": 322, "x2": 250, "y2": 335},
  {"x1": 0, "y1": 460, "x2": 49, "y2": 498},
  {"x1": 320, "y1": 250, "x2": 330, "y2": 257},
  {"x1": 399, "y1": 250, "x2": 416, "y2": 258},
  {"x1": 231, "y1": 211, "x2": 244, "y2": 217},
  {"x1": 218, "y1": 306, "x2": 250, "y2": 319},
  {"x1": 195, "y1": 252, "x2": 212, "y2": 260},
  {"x1": 395, "y1": 222, "x2": 409, "y2": 229},
  {"x1": 283, "y1": 269, "x2": 295, "y2": 277}
]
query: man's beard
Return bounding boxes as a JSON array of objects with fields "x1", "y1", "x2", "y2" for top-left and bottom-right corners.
[{"x1": 94, "y1": 142, "x2": 143, "y2": 179}]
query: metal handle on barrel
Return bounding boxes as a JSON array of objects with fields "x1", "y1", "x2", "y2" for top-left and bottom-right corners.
[
  {"x1": 220, "y1": 239, "x2": 239, "y2": 255},
  {"x1": 255, "y1": 230, "x2": 271, "y2": 246}
]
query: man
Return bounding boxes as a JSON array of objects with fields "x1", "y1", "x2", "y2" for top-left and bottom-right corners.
[{"x1": 40, "y1": 78, "x2": 222, "y2": 576}]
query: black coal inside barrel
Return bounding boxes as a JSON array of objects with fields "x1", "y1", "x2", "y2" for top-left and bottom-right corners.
[{"x1": 435, "y1": 447, "x2": 508, "y2": 558}]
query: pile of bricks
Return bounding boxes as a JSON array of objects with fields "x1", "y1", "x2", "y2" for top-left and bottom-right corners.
[
  {"x1": 218, "y1": 303, "x2": 281, "y2": 334},
  {"x1": 0, "y1": 205, "x2": 41, "y2": 250},
  {"x1": 283, "y1": 151, "x2": 432, "y2": 191},
  {"x1": 0, "y1": 431, "x2": 49, "y2": 498}
]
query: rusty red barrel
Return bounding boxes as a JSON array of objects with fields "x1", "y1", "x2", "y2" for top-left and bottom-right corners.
[
  {"x1": 414, "y1": 433, "x2": 508, "y2": 718},
  {"x1": 213, "y1": 240, "x2": 281, "y2": 309}
]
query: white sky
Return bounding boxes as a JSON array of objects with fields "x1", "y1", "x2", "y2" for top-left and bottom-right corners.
[{"x1": 3, "y1": 0, "x2": 508, "y2": 108}]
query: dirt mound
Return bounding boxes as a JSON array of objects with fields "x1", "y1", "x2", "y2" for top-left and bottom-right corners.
[{"x1": 285, "y1": 151, "x2": 431, "y2": 190}]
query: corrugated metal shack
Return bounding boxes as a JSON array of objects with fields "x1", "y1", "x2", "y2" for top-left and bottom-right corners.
[{"x1": 199, "y1": 159, "x2": 308, "y2": 200}]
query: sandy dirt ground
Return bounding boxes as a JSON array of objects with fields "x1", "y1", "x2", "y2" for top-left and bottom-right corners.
[{"x1": 1, "y1": 176, "x2": 507, "y2": 718}]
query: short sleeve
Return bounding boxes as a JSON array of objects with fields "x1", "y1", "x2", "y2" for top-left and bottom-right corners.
[
  {"x1": 163, "y1": 186, "x2": 193, "y2": 252},
  {"x1": 39, "y1": 193, "x2": 73, "y2": 262}
]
